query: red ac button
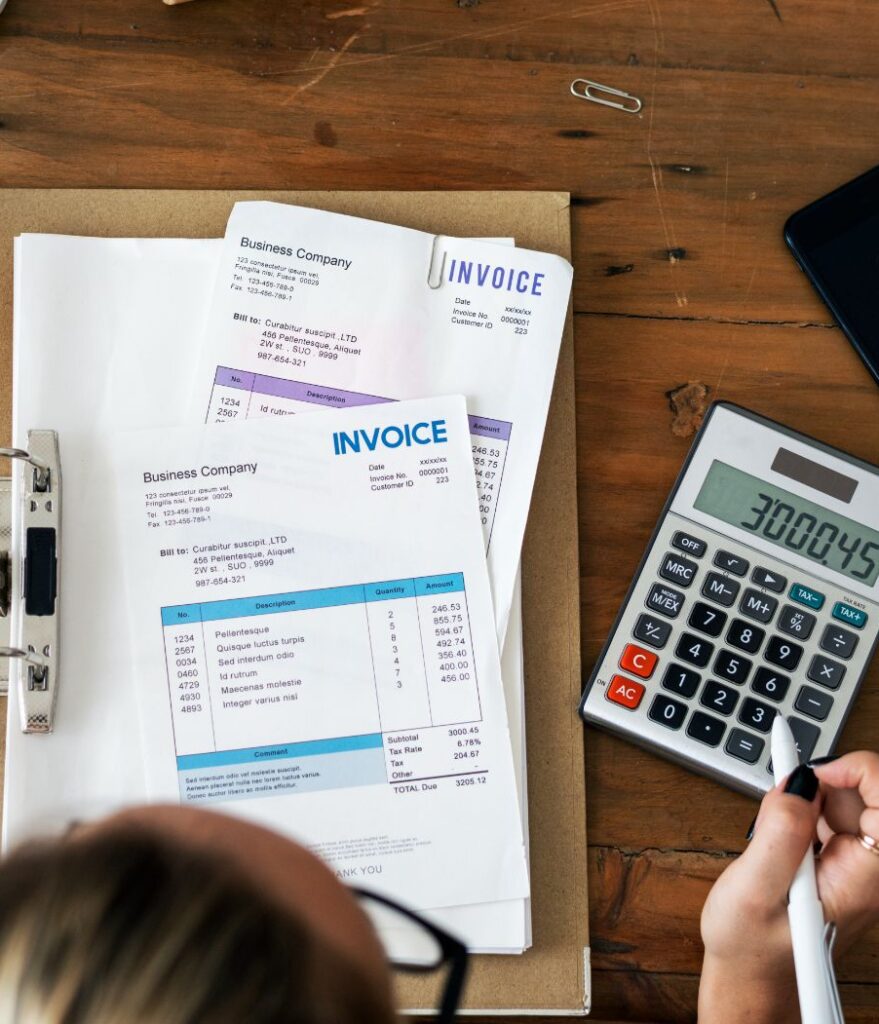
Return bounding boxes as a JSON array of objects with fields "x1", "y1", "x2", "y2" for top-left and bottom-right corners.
[
  {"x1": 619, "y1": 643, "x2": 658, "y2": 679},
  {"x1": 606, "y1": 675, "x2": 646, "y2": 710}
]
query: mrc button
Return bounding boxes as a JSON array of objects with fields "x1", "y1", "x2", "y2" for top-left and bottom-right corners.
[
  {"x1": 660, "y1": 552, "x2": 698, "y2": 587},
  {"x1": 606, "y1": 675, "x2": 645, "y2": 710}
]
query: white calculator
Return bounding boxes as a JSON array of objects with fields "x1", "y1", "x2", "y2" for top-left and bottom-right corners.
[{"x1": 579, "y1": 403, "x2": 879, "y2": 796}]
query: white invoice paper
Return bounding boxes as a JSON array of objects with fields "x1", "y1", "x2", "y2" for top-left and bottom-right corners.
[
  {"x1": 113, "y1": 395, "x2": 530, "y2": 912},
  {"x1": 191, "y1": 202, "x2": 573, "y2": 642}
]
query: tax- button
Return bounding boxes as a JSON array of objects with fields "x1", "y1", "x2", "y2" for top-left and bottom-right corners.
[
  {"x1": 789, "y1": 583, "x2": 825, "y2": 610},
  {"x1": 606, "y1": 675, "x2": 645, "y2": 710},
  {"x1": 832, "y1": 601, "x2": 868, "y2": 629},
  {"x1": 619, "y1": 644, "x2": 658, "y2": 679},
  {"x1": 660, "y1": 552, "x2": 698, "y2": 588}
]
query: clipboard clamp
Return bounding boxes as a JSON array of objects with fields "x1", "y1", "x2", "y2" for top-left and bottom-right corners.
[{"x1": 0, "y1": 431, "x2": 61, "y2": 732}]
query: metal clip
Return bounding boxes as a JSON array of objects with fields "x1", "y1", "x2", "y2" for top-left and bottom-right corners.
[
  {"x1": 570, "y1": 79, "x2": 642, "y2": 114},
  {"x1": 821, "y1": 922, "x2": 846, "y2": 1024},
  {"x1": 0, "y1": 447, "x2": 51, "y2": 492},
  {"x1": 427, "y1": 235, "x2": 447, "y2": 290}
]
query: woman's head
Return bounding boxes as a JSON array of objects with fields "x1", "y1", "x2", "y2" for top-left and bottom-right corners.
[{"x1": 0, "y1": 807, "x2": 396, "y2": 1023}]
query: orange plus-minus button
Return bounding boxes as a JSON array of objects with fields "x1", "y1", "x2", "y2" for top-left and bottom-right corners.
[
  {"x1": 606, "y1": 675, "x2": 646, "y2": 710},
  {"x1": 619, "y1": 643, "x2": 658, "y2": 679}
]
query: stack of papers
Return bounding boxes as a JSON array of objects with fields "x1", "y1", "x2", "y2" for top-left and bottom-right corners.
[{"x1": 5, "y1": 203, "x2": 572, "y2": 955}]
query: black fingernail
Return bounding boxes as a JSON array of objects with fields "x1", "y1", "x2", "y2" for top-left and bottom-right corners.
[
  {"x1": 746, "y1": 813, "x2": 758, "y2": 841},
  {"x1": 807, "y1": 755, "x2": 840, "y2": 767},
  {"x1": 784, "y1": 763, "x2": 819, "y2": 801}
]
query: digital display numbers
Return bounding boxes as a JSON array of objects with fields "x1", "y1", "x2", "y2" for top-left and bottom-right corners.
[{"x1": 694, "y1": 461, "x2": 879, "y2": 586}]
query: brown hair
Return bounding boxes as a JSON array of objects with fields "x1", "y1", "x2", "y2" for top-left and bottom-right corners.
[{"x1": 0, "y1": 828, "x2": 395, "y2": 1023}]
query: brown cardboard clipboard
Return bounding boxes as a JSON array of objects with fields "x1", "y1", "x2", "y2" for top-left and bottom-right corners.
[{"x1": 0, "y1": 189, "x2": 588, "y2": 1016}]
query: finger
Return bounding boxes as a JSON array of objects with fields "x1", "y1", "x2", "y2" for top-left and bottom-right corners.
[
  {"x1": 816, "y1": 814, "x2": 835, "y2": 846},
  {"x1": 812, "y1": 751, "x2": 879, "y2": 809},
  {"x1": 739, "y1": 771, "x2": 821, "y2": 905},
  {"x1": 822, "y1": 784, "x2": 866, "y2": 835}
]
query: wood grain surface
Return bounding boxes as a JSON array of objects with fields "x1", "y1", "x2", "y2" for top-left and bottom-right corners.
[{"x1": 2, "y1": 1, "x2": 879, "y2": 1021}]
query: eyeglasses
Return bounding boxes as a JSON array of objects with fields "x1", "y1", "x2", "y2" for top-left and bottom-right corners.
[{"x1": 352, "y1": 888, "x2": 469, "y2": 1023}]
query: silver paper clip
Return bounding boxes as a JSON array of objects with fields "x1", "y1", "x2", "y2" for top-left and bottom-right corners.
[
  {"x1": 0, "y1": 430, "x2": 61, "y2": 732},
  {"x1": 427, "y1": 235, "x2": 447, "y2": 290},
  {"x1": 822, "y1": 922, "x2": 846, "y2": 1024},
  {"x1": 570, "y1": 78, "x2": 642, "y2": 114}
]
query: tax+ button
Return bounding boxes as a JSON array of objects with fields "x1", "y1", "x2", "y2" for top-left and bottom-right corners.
[{"x1": 619, "y1": 644, "x2": 658, "y2": 679}]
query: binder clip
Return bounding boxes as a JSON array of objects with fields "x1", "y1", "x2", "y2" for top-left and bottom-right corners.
[{"x1": 0, "y1": 431, "x2": 61, "y2": 733}]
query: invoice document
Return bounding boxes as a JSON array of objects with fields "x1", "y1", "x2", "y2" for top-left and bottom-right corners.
[
  {"x1": 112, "y1": 395, "x2": 530, "y2": 911},
  {"x1": 191, "y1": 202, "x2": 573, "y2": 642}
]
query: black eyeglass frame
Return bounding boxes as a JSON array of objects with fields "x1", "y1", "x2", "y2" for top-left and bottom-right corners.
[{"x1": 351, "y1": 887, "x2": 469, "y2": 1023}]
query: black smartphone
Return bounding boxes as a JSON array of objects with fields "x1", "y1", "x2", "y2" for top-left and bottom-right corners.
[{"x1": 785, "y1": 164, "x2": 879, "y2": 386}]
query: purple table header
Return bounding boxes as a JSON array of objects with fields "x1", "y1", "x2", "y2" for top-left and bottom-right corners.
[{"x1": 468, "y1": 415, "x2": 512, "y2": 442}]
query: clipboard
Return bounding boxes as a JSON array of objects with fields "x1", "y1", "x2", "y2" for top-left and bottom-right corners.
[{"x1": 0, "y1": 190, "x2": 588, "y2": 1016}]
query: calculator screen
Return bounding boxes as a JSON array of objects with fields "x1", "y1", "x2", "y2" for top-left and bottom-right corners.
[{"x1": 694, "y1": 460, "x2": 879, "y2": 586}]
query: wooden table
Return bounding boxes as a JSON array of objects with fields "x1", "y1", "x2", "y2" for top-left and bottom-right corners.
[{"x1": 2, "y1": 2, "x2": 878, "y2": 1020}]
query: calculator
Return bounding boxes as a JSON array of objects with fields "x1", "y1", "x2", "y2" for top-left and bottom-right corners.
[{"x1": 579, "y1": 403, "x2": 879, "y2": 796}]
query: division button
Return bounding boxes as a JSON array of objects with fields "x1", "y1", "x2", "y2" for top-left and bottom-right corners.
[
  {"x1": 700, "y1": 680, "x2": 739, "y2": 716},
  {"x1": 726, "y1": 618, "x2": 765, "y2": 653},
  {"x1": 714, "y1": 550, "x2": 749, "y2": 576},
  {"x1": 661, "y1": 662, "x2": 701, "y2": 698},
  {"x1": 725, "y1": 728, "x2": 765, "y2": 764},
  {"x1": 738, "y1": 697, "x2": 777, "y2": 734},
  {"x1": 646, "y1": 582, "x2": 685, "y2": 619},
  {"x1": 832, "y1": 601, "x2": 868, "y2": 629},
  {"x1": 619, "y1": 643, "x2": 658, "y2": 679},
  {"x1": 751, "y1": 566, "x2": 786, "y2": 593},
  {"x1": 739, "y1": 588, "x2": 779, "y2": 624},
  {"x1": 777, "y1": 604, "x2": 817, "y2": 640},
  {"x1": 675, "y1": 631, "x2": 714, "y2": 668},
  {"x1": 648, "y1": 693, "x2": 688, "y2": 730},
  {"x1": 795, "y1": 685, "x2": 834, "y2": 722},
  {"x1": 751, "y1": 666, "x2": 791, "y2": 703},
  {"x1": 688, "y1": 601, "x2": 728, "y2": 637},
  {"x1": 687, "y1": 710, "x2": 726, "y2": 747},
  {"x1": 789, "y1": 583, "x2": 825, "y2": 610},
  {"x1": 701, "y1": 572, "x2": 740, "y2": 607},
  {"x1": 633, "y1": 614, "x2": 672, "y2": 649},
  {"x1": 819, "y1": 624, "x2": 859, "y2": 660},
  {"x1": 659, "y1": 552, "x2": 699, "y2": 588},
  {"x1": 606, "y1": 674, "x2": 645, "y2": 710},
  {"x1": 672, "y1": 531, "x2": 707, "y2": 558},
  {"x1": 788, "y1": 717, "x2": 821, "y2": 762},
  {"x1": 807, "y1": 654, "x2": 846, "y2": 691},
  {"x1": 764, "y1": 635, "x2": 804, "y2": 671}
]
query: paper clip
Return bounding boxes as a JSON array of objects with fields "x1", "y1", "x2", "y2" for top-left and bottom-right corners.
[
  {"x1": 427, "y1": 235, "x2": 447, "y2": 290},
  {"x1": 570, "y1": 79, "x2": 642, "y2": 114}
]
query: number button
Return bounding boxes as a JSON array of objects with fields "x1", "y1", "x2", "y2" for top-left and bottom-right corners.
[
  {"x1": 688, "y1": 601, "x2": 728, "y2": 637},
  {"x1": 725, "y1": 728, "x2": 765, "y2": 764},
  {"x1": 619, "y1": 644, "x2": 658, "y2": 679},
  {"x1": 659, "y1": 552, "x2": 699, "y2": 588},
  {"x1": 701, "y1": 572, "x2": 740, "y2": 607},
  {"x1": 714, "y1": 550, "x2": 749, "y2": 576},
  {"x1": 819, "y1": 624, "x2": 859, "y2": 660},
  {"x1": 794, "y1": 686, "x2": 834, "y2": 722},
  {"x1": 648, "y1": 694, "x2": 688, "y2": 730},
  {"x1": 675, "y1": 632, "x2": 714, "y2": 668},
  {"x1": 751, "y1": 666, "x2": 790, "y2": 703},
  {"x1": 751, "y1": 567, "x2": 786, "y2": 593},
  {"x1": 646, "y1": 583, "x2": 685, "y2": 619},
  {"x1": 661, "y1": 663, "x2": 701, "y2": 698},
  {"x1": 701, "y1": 680, "x2": 739, "y2": 716},
  {"x1": 726, "y1": 618, "x2": 765, "y2": 654},
  {"x1": 777, "y1": 604, "x2": 816, "y2": 640},
  {"x1": 633, "y1": 614, "x2": 672, "y2": 649},
  {"x1": 672, "y1": 531, "x2": 706, "y2": 558},
  {"x1": 713, "y1": 649, "x2": 752, "y2": 684},
  {"x1": 687, "y1": 711, "x2": 726, "y2": 747},
  {"x1": 606, "y1": 675, "x2": 645, "y2": 710},
  {"x1": 738, "y1": 697, "x2": 776, "y2": 734},
  {"x1": 739, "y1": 588, "x2": 778, "y2": 624},
  {"x1": 765, "y1": 635, "x2": 803, "y2": 671},
  {"x1": 807, "y1": 654, "x2": 846, "y2": 691},
  {"x1": 789, "y1": 717, "x2": 821, "y2": 763}
]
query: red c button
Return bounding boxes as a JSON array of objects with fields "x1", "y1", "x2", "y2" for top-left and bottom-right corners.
[
  {"x1": 606, "y1": 675, "x2": 645, "y2": 710},
  {"x1": 619, "y1": 644, "x2": 658, "y2": 679}
]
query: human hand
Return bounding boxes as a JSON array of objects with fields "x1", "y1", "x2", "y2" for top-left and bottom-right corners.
[{"x1": 698, "y1": 752, "x2": 879, "y2": 1023}]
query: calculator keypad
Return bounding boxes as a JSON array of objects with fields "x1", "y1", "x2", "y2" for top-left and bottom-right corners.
[{"x1": 585, "y1": 509, "x2": 879, "y2": 796}]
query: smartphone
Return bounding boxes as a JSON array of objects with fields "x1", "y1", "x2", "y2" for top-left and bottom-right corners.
[{"x1": 785, "y1": 164, "x2": 879, "y2": 386}]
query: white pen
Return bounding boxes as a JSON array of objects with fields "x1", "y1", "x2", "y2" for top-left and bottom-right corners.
[{"x1": 771, "y1": 716, "x2": 844, "y2": 1024}]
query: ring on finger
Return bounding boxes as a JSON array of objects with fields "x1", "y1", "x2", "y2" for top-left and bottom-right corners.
[{"x1": 857, "y1": 829, "x2": 879, "y2": 858}]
